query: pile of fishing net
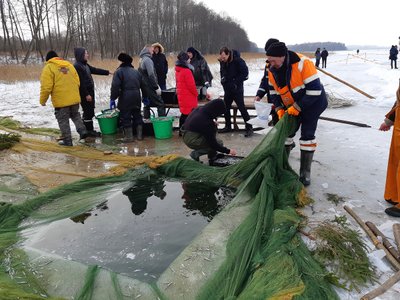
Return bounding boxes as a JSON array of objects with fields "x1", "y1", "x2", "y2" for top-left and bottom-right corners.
[{"x1": 0, "y1": 115, "x2": 373, "y2": 299}]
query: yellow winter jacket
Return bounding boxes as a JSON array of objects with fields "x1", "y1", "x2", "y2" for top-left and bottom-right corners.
[{"x1": 39, "y1": 57, "x2": 81, "y2": 108}]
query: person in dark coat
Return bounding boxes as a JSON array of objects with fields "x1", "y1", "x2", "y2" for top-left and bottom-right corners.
[
  {"x1": 186, "y1": 47, "x2": 213, "y2": 100},
  {"x1": 314, "y1": 48, "x2": 321, "y2": 68},
  {"x1": 175, "y1": 51, "x2": 198, "y2": 133},
  {"x1": 151, "y1": 42, "x2": 168, "y2": 90},
  {"x1": 73, "y1": 47, "x2": 110, "y2": 137},
  {"x1": 138, "y1": 44, "x2": 165, "y2": 118},
  {"x1": 321, "y1": 48, "x2": 329, "y2": 68},
  {"x1": 219, "y1": 46, "x2": 253, "y2": 137},
  {"x1": 255, "y1": 38, "x2": 280, "y2": 126},
  {"x1": 389, "y1": 45, "x2": 398, "y2": 69},
  {"x1": 110, "y1": 53, "x2": 145, "y2": 141},
  {"x1": 183, "y1": 99, "x2": 237, "y2": 165}
]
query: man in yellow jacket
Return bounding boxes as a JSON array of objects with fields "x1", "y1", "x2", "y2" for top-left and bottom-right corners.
[{"x1": 40, "y1": 51, "x2": 88, "y2": 146}]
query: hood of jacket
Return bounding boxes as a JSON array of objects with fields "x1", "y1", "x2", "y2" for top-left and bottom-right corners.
[
  {"x1": 139, "y1": 47, "x2": 152, "y2": 59},
  {"x1": 74, "y1": 47, "x2": 87, "y2": 63},
  {"x1": 152, "y1": 42, "x2": 164, "y2": 53},
  {"x1": 47, "y1": 57, "x2": 74, "y2": 68},
  {"x1": 201, "y1": 99, "x2": 226, "y2": 119}
]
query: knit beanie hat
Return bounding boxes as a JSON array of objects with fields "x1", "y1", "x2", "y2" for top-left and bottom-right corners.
[
  {"x1": 264, "y1": 38, "x2": 279, "y2": 53},
  {"x1": 117, "y1": 52, "x2": 133, "y2": 64},
  {"x1": 186, "y1": 47, "x2": 196, "y2": 55},
  {"x1": 177, "y1": 51, "x2": 189, "y2": 62},
  {"x1": 266, "y1": 42, "x2": 287, "y2": 57},
  {"x1": 45, "y1": 50, "x2": 58, "y2": 61}
]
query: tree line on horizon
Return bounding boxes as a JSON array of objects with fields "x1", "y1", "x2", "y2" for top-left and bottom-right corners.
[
  {"x1": 288, "y1": 42, "x2": 347, "y2": 52},
  {"x1": 0, "y1": 0, "x2": 251, "y2": 64}
]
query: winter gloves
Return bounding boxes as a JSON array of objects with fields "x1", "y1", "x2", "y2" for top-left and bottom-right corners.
[
  {"x1": 110, "y1": 99, "x2": 116, "y2": 109},
  {"x1": 287, "y1": 105, "x2": 300, "y2": 116}
]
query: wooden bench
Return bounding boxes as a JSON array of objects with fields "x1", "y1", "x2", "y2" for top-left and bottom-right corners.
[{"x1": 164, "y1": 96, "x2": 257, "y2": 129}]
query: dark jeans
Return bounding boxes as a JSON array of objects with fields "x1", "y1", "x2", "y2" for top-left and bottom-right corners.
[
  {"x1": 223, "y1": 87, "x2": 250, "y2": 128},
  {"x1": 391, "y1": 59, "x2": 398, "y2": 69},
  {"x1": 80, "y1": 96, "x2": 95, "y2": 130},
  {"x1": 321, "y1": 58, "x2": 327, "y2": 68}
]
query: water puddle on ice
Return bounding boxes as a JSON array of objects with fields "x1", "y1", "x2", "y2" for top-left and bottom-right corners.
[{"x1": 21, "y1": 175, "x2": 235, "y2": 282}]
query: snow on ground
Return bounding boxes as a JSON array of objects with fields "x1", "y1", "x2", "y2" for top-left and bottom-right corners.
[{"x1": 1, "y1": 49, "x2": 400, "y2": 299}]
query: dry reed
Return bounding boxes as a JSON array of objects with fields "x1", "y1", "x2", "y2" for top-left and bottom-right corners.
[{"x1": 0, "y1": 51, "x2": 311, "y2": 83}]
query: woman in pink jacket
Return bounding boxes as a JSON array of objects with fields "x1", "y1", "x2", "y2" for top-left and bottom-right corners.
[{"x1": 175, "y1": 51, "x2": 198, "y2": 133}]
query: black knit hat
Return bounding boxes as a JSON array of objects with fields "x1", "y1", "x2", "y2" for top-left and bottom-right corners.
[
  {"x1": 177, "y1": 51, "x2": 189, "y2": 62},
  {"x1": 266, "y1": 42, "x2": 287, "y2": 57},
  {"x1": 45, "y1": 50, "x2": 58, "y2": 61},
  {"x1": 117, "y1": 52, "x2": 133, "y2": 64},
  {"x1": 264, "y1": 38, "x2": 279, "y2": 53},
  {"x1": 186, "y1": 47, "x2": 196, "y2": 55}
]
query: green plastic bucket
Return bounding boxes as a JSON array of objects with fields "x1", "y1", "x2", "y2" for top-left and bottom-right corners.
[
  {"x1": 151, "y1": 117, "x2": 173, "y2": 139},
  {"x1": 95, "y1": 109, "x2": 119, "y2": 135}
]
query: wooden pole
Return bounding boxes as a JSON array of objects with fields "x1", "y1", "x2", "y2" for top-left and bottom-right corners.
[
  {"x1": 366, "y1": 221, "x2": 400, "y2": 262},
  {"x1": 319, "y1": 116, "x2": 371, "y2": 128},
  {"x1": 361, "y1": 271, "x2": 400, "y2": 300},
  {"x1": 394, "y1": 224, "x2": 400, "y2": 252},
  {"x1": 343, "y1": 206, "x2": 400, "y2": 270},
  {"x1": 344, "y1": 206, "x2": 400, "y2": 299},
  {"x1": 317, "y1": 67, "x2": 375, "y2": 99}
]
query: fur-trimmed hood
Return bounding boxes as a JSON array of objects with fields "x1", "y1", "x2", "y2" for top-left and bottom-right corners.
[{"x1": 152, "y1": 42, "x2": 165, "y2": 53}]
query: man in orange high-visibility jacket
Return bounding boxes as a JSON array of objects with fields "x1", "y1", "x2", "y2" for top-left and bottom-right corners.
[
  {"x1": 266, "y1": 42, "x2": 328, "y2": 186},
  {"x1": 379, "y1": 81, "x2": 400, "y2": 217}
]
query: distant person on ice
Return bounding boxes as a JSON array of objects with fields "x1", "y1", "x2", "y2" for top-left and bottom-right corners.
[
  {"x1": 74, "y1": 47, "x2": 111, "y2": 137},
  {"x1": 314, "y1": 48, "x2": 321, "y2": 68},
  {"x1": 266, "y1": 41, "x2": 328, "y2": 186},
  {"x1": 40, "y1": 51, "x2": 88, "y2": 146},
  {"x1": 379, "y1": 80, "x2": 400, "y2": 217},
  {"x1": 321, "y1": 48, "x2": 329, "y2": 68},
  {"x1": 183, "y1": 99, "x2": 237, "y2": 165},
  {"x1": 389, "y1": 45, "x2": 398, "y2": 69}
]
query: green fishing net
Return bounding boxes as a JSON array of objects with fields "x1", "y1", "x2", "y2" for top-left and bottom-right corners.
[{"x1": 0, "y1": 115, "x2": 341, "y2": 299}]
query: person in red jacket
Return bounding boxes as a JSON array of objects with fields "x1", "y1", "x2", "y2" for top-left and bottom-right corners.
[{"x1": 175, "y1": 51, "x2": 198, "y2": 133}]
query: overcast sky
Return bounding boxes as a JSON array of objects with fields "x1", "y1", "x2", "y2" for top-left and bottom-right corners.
[{"x1": 195, "y1": 0, "x2": 399, "y2": 48}]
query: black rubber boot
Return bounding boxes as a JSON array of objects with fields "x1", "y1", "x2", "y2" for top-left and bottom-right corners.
[
  {"x1": 58, "y1": 138, "x2": 73, "y2": 146},
  {"x1": 299, "y1": 150, "x2": 314, "y2": 186},
  {"x1": 123, "y1": 127, "x2": 134, "y2": 142},
  {"x1": 385, "y1": 206, "x2": 400, "y2": 217},
  {"x1": 136, "y1": 124, "x2": 143, "y2": 140},
  {"x1": 244, "y1": 123, "x2": 253, "y2": 137},
  {"x1": 77, "y1": 128, "x2": 89, "y2": 140}
]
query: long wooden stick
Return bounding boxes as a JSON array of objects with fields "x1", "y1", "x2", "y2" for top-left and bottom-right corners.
[
  {"x1": 366, "y1": 221, "x2": 400, "y2": 262},
  {"x1": 343, "y1": 205, "x2": 400, "y2": 270},
  {"x1": 317, "y1": 67, "x2": 375, "y2": 99},
  {"x1": 361, "y1": 271, "x2": 400, "y2": 300},
  {"x1": 344, "y1": 206, "x2": 400, "y2": 299},
  {"x1": 319, "y1": 116, "x2": 371, "y2": 128},
  {"x1": 394, "y1": 224, "x2": 400, "y2": 253}
]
